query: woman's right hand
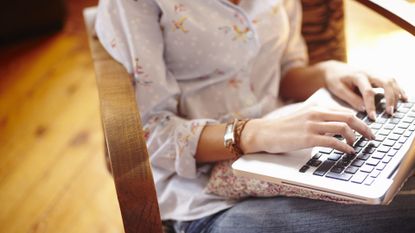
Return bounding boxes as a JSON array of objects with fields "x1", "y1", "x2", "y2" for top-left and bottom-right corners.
[{"x1": 240, "y1": 105, "x2": 376, "y2": 155}]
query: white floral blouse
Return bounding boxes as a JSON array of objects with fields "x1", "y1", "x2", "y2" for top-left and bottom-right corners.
[{"x1": 95, "y1": 0, "x2": 308, "y2": 221}]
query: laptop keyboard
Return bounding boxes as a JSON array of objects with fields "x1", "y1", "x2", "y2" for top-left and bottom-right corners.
[{"x1": 299, "y1": 100, "x2": 415, "y2": 186}]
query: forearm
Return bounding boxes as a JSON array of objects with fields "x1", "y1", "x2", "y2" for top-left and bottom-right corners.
[{"x1": 279, "y1": 63, "x2": 327, "y2": 101}]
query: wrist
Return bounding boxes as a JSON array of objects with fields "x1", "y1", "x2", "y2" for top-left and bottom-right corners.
[
  {"x1": 314, "y1": 60, "x2": 338, "y2": 88},
  {"x1": 239, "y1": 119, "x2": 262, "y2": 154}
]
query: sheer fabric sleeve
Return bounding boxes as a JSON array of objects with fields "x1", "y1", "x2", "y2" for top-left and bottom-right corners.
[
  {"x1": 281, "y1": 0, "x2": 309, "y2": 76},
  {"x1": 95, "y1": 0, "x2": 216, "y2": 179}
]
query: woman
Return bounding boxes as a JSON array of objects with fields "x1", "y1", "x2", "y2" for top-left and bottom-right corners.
[{"x1": 95, "y1": 0, "x2": 415, "y2": 232}]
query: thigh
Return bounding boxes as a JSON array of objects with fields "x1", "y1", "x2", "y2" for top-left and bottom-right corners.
[{"x1": 189, "y1": 177, "x2": 415, "y2": 233}]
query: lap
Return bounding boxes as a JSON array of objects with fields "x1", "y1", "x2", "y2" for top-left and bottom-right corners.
[{"x1": 178, "y1": 176, "x2": 415, "y2": 233}]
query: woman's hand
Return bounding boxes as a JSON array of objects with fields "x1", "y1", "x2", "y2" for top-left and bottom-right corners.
[
  {"x1": 241, "y1": 105, "x2": 376, "y2": 155},
  {"x1": 320, "y1": 60, "x2": 408, "y2": 120}
]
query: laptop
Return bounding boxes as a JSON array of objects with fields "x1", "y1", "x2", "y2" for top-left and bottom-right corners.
[{"x1": 232, "y1": 88, "x2": 415, "y2": 204}]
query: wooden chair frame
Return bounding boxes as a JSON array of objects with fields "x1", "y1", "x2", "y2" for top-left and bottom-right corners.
[{"x1": 84, "y1": 1, "x2": 415, "y2": 233}]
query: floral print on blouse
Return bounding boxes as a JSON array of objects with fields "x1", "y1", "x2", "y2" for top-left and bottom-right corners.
[{"x1": 95, "y1": 0, "x2": 308, "y2": 221}]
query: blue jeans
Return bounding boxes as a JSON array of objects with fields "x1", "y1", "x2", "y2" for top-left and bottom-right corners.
[{"x1": 175, "y1": 176, "x2": 415, "y2": 233}]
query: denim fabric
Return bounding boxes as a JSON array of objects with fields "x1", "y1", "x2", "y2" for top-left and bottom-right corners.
[{"x1": 175, "y1": 176, "x2": 415, "y2": 233}]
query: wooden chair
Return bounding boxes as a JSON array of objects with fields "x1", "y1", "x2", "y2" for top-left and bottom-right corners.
[{"x1": 83, "y1": 1, "x2": 415, "y2": 233}]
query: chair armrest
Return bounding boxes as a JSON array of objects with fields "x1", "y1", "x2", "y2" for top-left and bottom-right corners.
[
  {"x1": 356, "y1": 0, "x2": 415, "y2": 36},
  {"x1": 83, "y1": 7, "x2": 163, "y2": 233}
]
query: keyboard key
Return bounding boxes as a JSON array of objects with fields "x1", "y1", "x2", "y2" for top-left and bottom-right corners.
[
  {"x1": 383, "y1": 139, "x2": 396, "y2": 147},
  {"x1": 307, "y1": 159, "x2": 322, "y2": 167},
  {"x1": 364, "y1": 117, "x2": 374, "y2": 125},
  {"x1": 333, "y1": 150, "x2": 344, "y2": 155},
  {"x1": 356, "y1": 112, "x2": 366, "y2": 119},
  {"x1": 394, "y1": 143, "x2": 403, "y2": 150},
  {"x1": 404, "y1": 131, "x2": 412, "y2": 137},
  {"x1": 357, "y1": 153, "x2": 370, "y2": 160},
  {"x1": 351, "y1": 159, "x2": 365, "y2": 167},
  {"x1": 326, "y1": 172, "x2": 353, "y2": 181},
  {"x1": 377, "y1": 145, "x2": 390, "y2": 153},
  {"x1": 370, "y1": 170, "x2": 381, "y2": 178},
  {"x1": 338, "y1": 159, "x2": 351, "y2": 167},
  {"x1": 390, "y1": 118, "x2": 401, "y2": 124},
  {"x1": 364, "y1": 146, "x2": 376, "y2": 154},
  {"x1": 394, "y1": 113, "x2": 405, "y2": 119},
  {"x1": 365, "y1": 177, "x2": 375, "y2": 186},
  {"x1": 398, "y1": 137, "x2": 408, "y2": 144},
  {"x1": 334, "y1": 134, "x2": 344, "y2": 141},
  {"x1": 398, "y1": 123, "x2": 410, "y2": 129},
  {"x1": 376, "y1": 102, "x2": 386, "y2": 114},
  {"x1": 397, "y1": 107, "x2": 410, "y2": 113},
  {"x1": 312, "y1": 153, "x2": 322, "y2": 159},
  {"x1": 383, "y1": 156, "x2": 392, "y2": 164},
  {"x1": 319, "y1": 147, "x2": 333, "y2": 154},
  {"x1": 379, "y1": 129, "x2": 392, "y2": 136},
  {"x1": 360, "y1": 164, "x2": 375, "y2": 173},
  {"x1": 354, "y1": 146, "x2": 364, "y2": 153},
  {"x1": 330, "y1": 166, "x2": 345, "y2": 174},
  {"x1": 376, "y1": 163, "x2": 387, "y2": 171},
  {"x1": 313, "y1": 160, "x2": 336, "y2": 176},
  {"x1": 403, "y1": 118, "x2": 415, "y2": 123},
  {"x1": 394, "y1": 128, "x2": 405, "y2": 135},
  {"x1": 388, "y1": 149, "x2": 398, "y2": 157},
  {"x1": 299, "y1": 165, "x2": 310, "y2": 173},
  {"x1": 388, "y1": 134, "x2": 400, "y2": 141},
  {"x1": 351, "y1": 171, "x2": 369, "y2": 184},
  {"x1": 343, "y1": 153, "x2": 356, "y2": 161},
  {"x1": 374, "y1": 135, "x2": 386, "y2": 142},
  {"x1": 377, "y1": 117, "x2": 387, "y2": 124},
  {"x1": 328, "y1": 153, "x2": 342, "y2": 161},
  {"x1": 384, "y1": 124, "x2": 395, "y2": 130},
  {"x1": 402, "y1": 102, "x2": 414, "y2": 108},
  {"x1": 372, "y1": 151, "x2": 386, "y2": 159},
  {"x1": 370, "y1": 123, "x2": 382, "y2": 130},
  {"x1": 371, "y1": 141, "x2": 381, "y2": 147},
  {"x1": 366, "y1": 158, "x2": 380, "y2": 166},
  {"x1": 345, "y1": 166, "x2": 359, "y2": 174},
  {"x1": 409, "y1": 125, "x2": 415, "y2": 131}
]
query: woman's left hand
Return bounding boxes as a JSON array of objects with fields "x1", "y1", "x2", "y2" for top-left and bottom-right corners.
[{"x1": 320, "y1": 60, "x2": 408, "y2": 120}]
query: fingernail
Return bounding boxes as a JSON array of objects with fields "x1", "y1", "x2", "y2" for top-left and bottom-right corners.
[
  {"x1": 387, "y1": 106, "x2": 394, "y2": 115},
  {"x1": 350, "y1": 149, "x2": 356, "y2": 154},
  {"x1": 360, "y1": 105, "x2": 366, "y2": 112},
  {"x1": 370, "y1": 111, "x2": 377, "y2": 121}
]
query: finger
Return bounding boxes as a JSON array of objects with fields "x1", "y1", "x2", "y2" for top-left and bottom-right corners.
[
  {"x1": 313, "y1": 122, "x2": 356, "y2": 145},
  {"x1": 332, "y1": 83, "x2": 365, "y2": 112},
  {"x1": 370, "y1": 77, "x2": 398, "y2": 115},
  {"x1": 399, "y1": 87, "x2": 408, "y2": 102},
  {"x1": 318, "y1": 110, "x2": 375, "y2": 140},
  {"x1": 325, "y1": 105, "x2": 356, "y2": 115},
  {"x1": 391, "y1": 81, "x2": 403, "y2": 106},
  {"x1": 313, "y1": 135, "x2": 355, "y2": 154},
  {"x1": 390, "y1": 81, "x2": 407, "y2": 104},
  {"x1": 353, "y1": 73, "x2": 377, "y2": 120},
  {"x1": 383, "y1": 80, "x2": 397, "y2": 115}
]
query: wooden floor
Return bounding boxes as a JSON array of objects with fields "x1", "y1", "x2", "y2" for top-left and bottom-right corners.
[{"x1": 0, "y1": 1, "x2": 414, "y2": 233}]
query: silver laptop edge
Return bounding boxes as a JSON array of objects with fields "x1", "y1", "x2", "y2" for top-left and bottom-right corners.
[{"x1": 232, "y1": 89, "x2": 415, "y2": 204}]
